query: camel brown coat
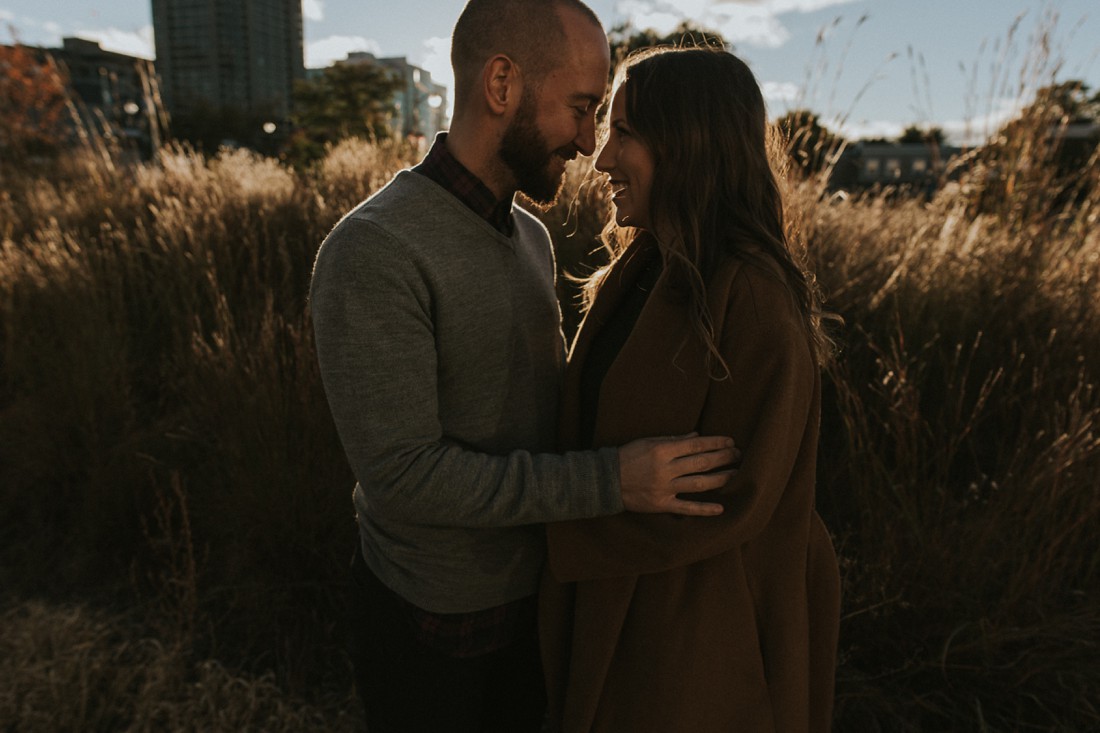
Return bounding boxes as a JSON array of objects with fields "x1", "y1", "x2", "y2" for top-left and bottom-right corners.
[{"x1": 540, "y1": 236, "x2": 841, "y2": 732}]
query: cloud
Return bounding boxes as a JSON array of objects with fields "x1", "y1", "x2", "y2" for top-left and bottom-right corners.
[
  {"x1": 302, "y1": 0, "x2": 324, "y2": 22},
  {"x1": 0, "y1": 11, "x2": 60, "y2": 44},
  {"x1": 938, "y1": 98, "x2": 1021, "y2": 146},
  {"x1": 751, "y1": 0, "x2": 862, "y2": 12},
  {"x1": 615, "y1": 0, "x2": 861, "y2": 48},
  {"x1": 416, "y1": 37, "x2": 451, "y2": 89},
  {"x1": 306, "y1": 35, "x2": 381, "y2": 68},
  {"x1": 762, "y1": 80, "x2": 800, "y2": 104},
  {"x1": 415, "y1": 36, "x2": 454, "y2": 118},
  {"x1": 615, "y1": 1, "x2": 685, "y2": 35},
  {"x1": 829, "y1": 98, "x2": 1023, "y2": 147},
  {"x1": 801, "y1": 96, "x2": 1020, "y2": 147},
  {"x1": 834, "y1": 118, "x2": 904, "y2": 141},
  {"x1": 73, "y1": 25, "x2": 155, "y2": 59}
]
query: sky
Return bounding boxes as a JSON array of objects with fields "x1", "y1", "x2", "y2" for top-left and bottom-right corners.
[{"x1": 2, "y1": 0, "x2": 1097, "y2": 145}]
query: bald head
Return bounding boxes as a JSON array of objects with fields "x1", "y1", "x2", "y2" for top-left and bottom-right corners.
[{"x1": 451, "y1": 0, "x2": 604, "y2": 107}]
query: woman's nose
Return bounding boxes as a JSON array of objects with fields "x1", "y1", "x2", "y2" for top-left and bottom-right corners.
[{"x1": 594, "y1": 142, "x2": 612, "y2": 173}]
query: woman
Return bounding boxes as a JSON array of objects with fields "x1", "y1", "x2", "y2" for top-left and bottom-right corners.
[{"x1": 540, "y1": 47, "x2": 841, "y2": 732}]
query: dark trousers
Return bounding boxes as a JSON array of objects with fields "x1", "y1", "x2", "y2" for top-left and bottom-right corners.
[{"x1": 347, "y1": 548, "x2": 547, "y2": 733}]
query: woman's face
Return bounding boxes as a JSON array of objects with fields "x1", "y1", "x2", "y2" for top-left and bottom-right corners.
[{"x1": 595, "y1": 84, "x2": 656, "y2": 231}]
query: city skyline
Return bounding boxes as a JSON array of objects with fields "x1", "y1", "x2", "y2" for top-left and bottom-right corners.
[{"x1": 2, "y1": 0, "x2": 1098, "y2": 144}]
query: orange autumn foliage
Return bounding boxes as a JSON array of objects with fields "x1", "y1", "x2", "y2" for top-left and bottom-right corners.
[{"x1": 0, "y1": 44, "x2": 70, "y2": 162}]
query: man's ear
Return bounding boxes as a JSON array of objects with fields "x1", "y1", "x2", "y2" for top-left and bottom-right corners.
[{"x1": 483, "y1": 54, "x2": 521, "y2": 116}]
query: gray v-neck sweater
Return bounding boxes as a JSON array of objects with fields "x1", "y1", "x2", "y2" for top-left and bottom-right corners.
[{"x1": 310, "y1": 171, "x2": 622, "y2": 612}]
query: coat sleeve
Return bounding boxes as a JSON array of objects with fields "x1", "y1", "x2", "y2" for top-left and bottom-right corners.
[
  {"x1": 310, "y1": 218, "x2": 623, "y2": 528},
  {"x1": 546, "y1": 272, "x2": 817, "y2": 580}
]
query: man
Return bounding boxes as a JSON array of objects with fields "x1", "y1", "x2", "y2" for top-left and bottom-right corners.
[{"x1": 309, "y1": 1, "x2": 737, "y2": 730}]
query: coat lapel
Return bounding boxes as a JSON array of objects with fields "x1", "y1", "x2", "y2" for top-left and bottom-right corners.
[
  {"x1": 559, "y1": 234, "x2": 659, "y2": 449},
  {"x1": 561, "y1": 234, "x2": 743, "y2": 450}
]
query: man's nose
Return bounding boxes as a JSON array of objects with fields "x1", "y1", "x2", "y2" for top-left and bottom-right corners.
[{"x1": 575, "y1": 114, "x2": 597, "y2": 157}]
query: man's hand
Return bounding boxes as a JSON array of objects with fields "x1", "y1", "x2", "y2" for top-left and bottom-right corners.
[{"x1": 618, "y1": 433, "x2": 740, "y2": 516}]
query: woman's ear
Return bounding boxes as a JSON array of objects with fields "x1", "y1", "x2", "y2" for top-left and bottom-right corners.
[{"x1": 483, "y1": 54, "x2": 521, "y2": 116}]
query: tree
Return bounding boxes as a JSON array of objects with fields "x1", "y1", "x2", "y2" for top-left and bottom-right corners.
[
  {"x1": 991, "y1": 79, "x2": 1099, "y2": 176},
  {"x1": 169, "y1": 99, "x2": 280, "y2": 154},
  {"x1": 0, "y1": 43, "x2": 71, "y2": 166},
  {"x1": 286, "y1": 62, "x2": 401, "y2": 165},
  {"x1": 898, "y1": 125, "x2": 946, "y2": 146},
  {"x1": 993, "y1": 80, "x2": 1099, "y2": 144},
  {"x1": 1028, "y1": 80, "x2": 1100, "y2": 124},
  {"x1": 971, "y1": 79, "x2": 1100, "y2": 218},
  {"x1": 775, "y1": 109, "x2": 844, "y2": 175},
  {"x1": 607, "y1": 21, "x2": 729, "y2": 73}
]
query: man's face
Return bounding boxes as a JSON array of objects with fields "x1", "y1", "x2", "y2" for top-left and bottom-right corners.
[
  {"x1": 499, "y1": 10, "x2": 610, "y2": 207},
  {"x1": 499, "y1": 88, "x2": 570, "y2": 206}
]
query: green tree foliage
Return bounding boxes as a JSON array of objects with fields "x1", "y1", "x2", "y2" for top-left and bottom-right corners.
[
  {"x1": 607, "y1": 21, "x2": 729, "y2": 72},
  {"x1": 994, "y1": 79, "x2": 1100, "y2": 146},
  {"x1": 898, "y1": 124, "x2": 946, "y2": 146},
  {"x1": 1030, "y1": 79, "x2": 1100, "y2": 124},
  {"x1": 286, "y1": 63, "x2": 400, "y2": 166},
  {"x1": 776, "y1": 109, "x2": 845, "y2": 175},
  {"x1": 169, "y1": 99, "x2": 280, "y2": 154},
  {"x1": 973, "y1": 79, "x2": 1099, "y2": 216},
  {"x1": 1028, "y1": 81, "x2": 1100, "y2": 189}
]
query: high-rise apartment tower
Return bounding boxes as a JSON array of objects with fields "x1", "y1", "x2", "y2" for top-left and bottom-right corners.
[{"x1": 151, "y1": 0, "x2": 304, "y2": 124}]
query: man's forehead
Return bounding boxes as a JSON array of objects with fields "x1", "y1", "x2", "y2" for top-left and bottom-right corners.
[
  {"x1": 539, "y1": 7, "x2": 609, "y2": 97},
  {"x1": 545, "y1": 61, "x2": 607, "y2": 104},
  {"x1": 556, "y1": 38, "x2": 610, "y2": 88}
]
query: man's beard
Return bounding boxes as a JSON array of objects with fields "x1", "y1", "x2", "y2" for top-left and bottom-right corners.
[{"x1": 499, "y1": 89, "x2": 575, "y2": 207}]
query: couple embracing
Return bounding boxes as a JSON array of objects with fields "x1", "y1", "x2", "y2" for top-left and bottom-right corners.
[{"x1": 310, "y1": 1, "x2": 840, "y2": 731}]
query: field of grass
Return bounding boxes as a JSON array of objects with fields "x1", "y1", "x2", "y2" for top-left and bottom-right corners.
[{"x1": 2, "y1": 86, "x2": 1098, "y2": 730}]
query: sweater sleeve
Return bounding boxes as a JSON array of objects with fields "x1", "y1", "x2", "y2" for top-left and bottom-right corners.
[
  {"x1": 546, "y1": 273, "x2": 817, "y2": 580},
  {"x1": 309, "y1": 218, "x2": 623, "y2": 528}
]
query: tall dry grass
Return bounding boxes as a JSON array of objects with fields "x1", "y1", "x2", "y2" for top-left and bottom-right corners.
[
  {"x1": 1, "y1": 139, "x2": 420, "y2": 714},
  {"x1": 0, "y1": 601, "x2": 359, "y2": 732},
  {"x1": 772, "y1": 17, "x2": 1100, "y2": 725},
  {"x1": 2, "y1": 50, "x2": 1099, "y2": 732},
  {"x1": 799, "y1": 173, "x2": 1100, "y2": 729}
]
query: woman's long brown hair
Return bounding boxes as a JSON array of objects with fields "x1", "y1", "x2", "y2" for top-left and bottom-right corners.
[{"x1": 593, "y1": 46, "x2": 836, "y2": 372}]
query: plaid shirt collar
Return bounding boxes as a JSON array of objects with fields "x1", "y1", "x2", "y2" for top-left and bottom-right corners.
[{"x1": 412, "y1": 132, "x2": 515, "y2": 236}]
